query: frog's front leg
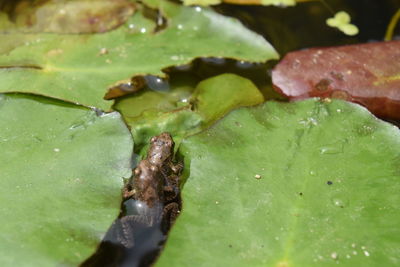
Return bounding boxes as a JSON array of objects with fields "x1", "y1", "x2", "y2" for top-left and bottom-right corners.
[
  {"x1": 163, "y1": 173, "x2": 181, "y2": 202},
  {"x1": 122, "y1": 180, "x2": 136, "y2": 199},
  {"x1": 170, "y1": 161, "x2": 183, "y2": 176},
  {"x1": 161, "y1": 202, "x2": 180, "y2": 233}
]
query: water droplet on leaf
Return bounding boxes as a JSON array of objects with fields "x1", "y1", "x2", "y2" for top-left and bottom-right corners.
[{"x1": 144, "y1": 76, "x2": 170, "y2": 92}]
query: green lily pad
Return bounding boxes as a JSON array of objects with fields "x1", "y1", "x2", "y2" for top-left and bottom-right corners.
[
  {"x1": 116, "y1": 73, "x2": 264, "y2": 154},
  {"x1": 157, "y1": 99, "x2": 400, "y2": 266},
  {"x1": 0, "y1": 94, "x2": 132, "y2": 266},
  {"x1": 0, "y1": 0, "x2": 278, "y2": 110},
  {"x1": 0, "y1": 0, "x2": 135, "y2": 33}
]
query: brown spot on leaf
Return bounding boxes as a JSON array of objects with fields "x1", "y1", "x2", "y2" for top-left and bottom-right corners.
[
  {"x1": 331, "y1": 90, "x2": 349, "y2": 100},
  {"x1": 315, "y1": 78, "x2": 332, "y2": 91},
  {"x1": 330, "y1": 71, "x2": 344, "y2": 81}
]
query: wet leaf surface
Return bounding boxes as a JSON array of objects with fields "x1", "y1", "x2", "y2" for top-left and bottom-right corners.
[
  {"x1": 191, "y1": 73, "x2": 264, "y2": 126},
  {"x1": 0, "y1": 0, "x2": 135, "y2": 33},
  {"x1": 0, "y1": 94, "x2": 132, "y2": 266},
  {"x1": 157, "y1": 99, "x2": 400, "y2": 266},
  {"x1": 115, "y1": 73, "x2": 264, "y2": 154},
  {"x1": 272, "y1": 40, "x2": 400, "y2": 119},
  {"x1": 0, "y1": 0, "x2": 277, "y2": 110}
]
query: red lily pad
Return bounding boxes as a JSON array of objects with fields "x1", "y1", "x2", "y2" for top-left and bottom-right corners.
[{"x1": 272, "y1": 40, "x2": 400, "y2": 119}]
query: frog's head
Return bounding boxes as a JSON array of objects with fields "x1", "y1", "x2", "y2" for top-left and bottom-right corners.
[{"x1": 148, "y1": 132, "x2": 174, "y2": 166}]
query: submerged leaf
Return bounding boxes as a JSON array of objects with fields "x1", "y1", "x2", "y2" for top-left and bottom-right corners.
[
  {"x1": 157, "y1": 99, "x2": 400, "y2": 266},
  {"x1": 192, "y1": 73, "x2": 264, "y2": 126},
  {"x1": 116, "y1": 73, "x2": 264, "y2": 153},
  {"x1": 0, "y1": 0, "x2": 135, "y2": 33},
  {"x1": 326, "y1": 11, "x2": 359, "y2": 36},
  {"x1": 272, "y1": 41, "x2": 400, "y2": 119},
  {"x1": 0, "y1": 0, "x2": 277, "y2": 110},
  {"x1": 0, "y1": 94, "x2": 132, "y2": 266}
]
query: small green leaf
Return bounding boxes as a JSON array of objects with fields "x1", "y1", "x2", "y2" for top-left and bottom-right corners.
[
  {"x1": 326, "y1": 11, "x2": 351, "y2": 26},
  {"x1": 157, "y1": 99, "x2": 400, "y2": 266},
  {"x1": 0, "y1": 94, "x2": 132, "y2": 266},
  {"x1": 339, "y1": 24, "x2": 359, "y2": 36},
  {"x1": 326, "y1": 11, "x2": 359, "y2": 36},
  {"x1": 192, "y1": 73, "x2": 264, "y2": 126}
]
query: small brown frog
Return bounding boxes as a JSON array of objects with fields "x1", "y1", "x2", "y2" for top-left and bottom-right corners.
[
  {"x1": 123, "y1": 132, "x2": 182, "y2": 229},
  {"x1": 82, "y1": 133, "x2": 182, "y2": 267}
]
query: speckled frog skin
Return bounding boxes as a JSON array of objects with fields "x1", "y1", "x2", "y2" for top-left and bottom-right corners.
[{"x1": 124, "y1": 132, "x2": 182, "y2": 222}]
